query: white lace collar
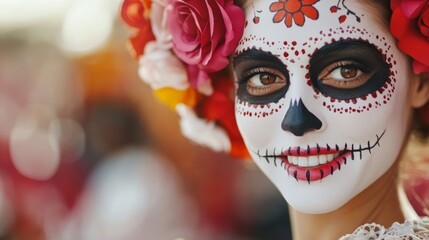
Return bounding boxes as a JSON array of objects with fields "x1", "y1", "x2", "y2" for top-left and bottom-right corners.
[{"x1": 340, "y1": 218, "x2": 429, "y2": 240}]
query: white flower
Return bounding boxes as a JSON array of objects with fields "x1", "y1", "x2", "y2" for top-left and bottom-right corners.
[
  {"x1": 139, "y1": 41, "x2": 189, "y2": 90},
  {"x1": 176, "y1": 104, "x2": 231, "y2": 153},
  {"x1": 150, "y1": 0, "x2": 172, "y2": 49}
]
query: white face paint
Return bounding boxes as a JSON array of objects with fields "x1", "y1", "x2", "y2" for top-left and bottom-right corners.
[{"x1": 233, "y1": 0, "x2": 413, "y2": 213}]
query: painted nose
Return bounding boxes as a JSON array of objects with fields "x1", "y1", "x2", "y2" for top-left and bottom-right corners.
[{"x1": 282, "y1": 99, "x2": 322, "y2": 136}]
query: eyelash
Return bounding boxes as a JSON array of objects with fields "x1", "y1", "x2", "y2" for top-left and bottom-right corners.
[
  {"x1": 316, "y1": 60, "x2": 374, "y2": 89},
  {"x1": 237, "y1": 67, "x2": 280, "y2": 84},
  {"x1": 319, "y1": 61, "x2": 367, "y2": 80}
]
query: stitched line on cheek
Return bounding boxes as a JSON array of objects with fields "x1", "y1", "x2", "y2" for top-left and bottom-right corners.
[{"x1": 349, "y1": 130, "x2": 385, "y2": 160}]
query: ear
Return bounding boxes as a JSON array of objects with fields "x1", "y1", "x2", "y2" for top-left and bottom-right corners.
[{"x1": 410, "y1": 73, "x2": 429, "y2": 108}]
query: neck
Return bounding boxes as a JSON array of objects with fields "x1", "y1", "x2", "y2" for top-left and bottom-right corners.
[{"x1": 289, "y1": 163, "x2": 404, "y2": 240}]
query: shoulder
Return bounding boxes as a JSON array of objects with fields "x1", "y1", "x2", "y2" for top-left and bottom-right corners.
[{"x1": 340, "y1": 218, "x2": 429, "y2": 240}]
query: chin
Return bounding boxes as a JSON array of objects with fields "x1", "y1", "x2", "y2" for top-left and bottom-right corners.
[{"x1": 250, "y1": 141, "x2": 401, "y2": 214}]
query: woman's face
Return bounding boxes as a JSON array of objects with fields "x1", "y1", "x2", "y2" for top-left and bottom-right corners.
[{"x1": 233, "y1": 0, "x2": 413, "y2": 213}]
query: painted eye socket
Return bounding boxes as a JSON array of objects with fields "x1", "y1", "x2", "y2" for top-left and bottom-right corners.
[
  {"x1": 245, "y1": 68, "x2": 287, "y2": 96},
  {"x1": 318, "y1": 61, "x2": 371, "y2": 89},
  {"x1": 233, "y1": 49, "x2": 290, "y2": 104},
  {"x1": 309, "y1": 40, "x2": 390, "y2": 100}
]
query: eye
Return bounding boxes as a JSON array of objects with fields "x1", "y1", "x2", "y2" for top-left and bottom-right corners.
[
  {"x1": 318, "y1": 61, "x2": 371, "y2": 89},
  {"x1": 244, "y1": 68, "x2": 287, "y2": 96}
]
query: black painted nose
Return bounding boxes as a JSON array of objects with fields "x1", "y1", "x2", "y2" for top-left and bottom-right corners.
[{"x1": 282, "y1": 99, "x2": 322, "y2": 136}]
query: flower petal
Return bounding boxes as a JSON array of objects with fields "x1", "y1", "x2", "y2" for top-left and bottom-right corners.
[
  {"x1": 413, "y1": 60, "x2": 429, "y2": 74},
  {"x1": 293, "y1": 12, "x2": 305, "y2": 26},
  {"x1": 283, "y1": 13, "x2": 292, "y2": 27},
  {"x1": 187, "y1": 64, "x2": 211, "y2": 88},
  {"x1": 270, "y1": 2, "x2": 285, "y2": 12},
  {"x1": 150, "y1": 1, "x2": 173, "y2": 48},
  {"x1": 220, "y1": 0, "x2": 245, "y2": 55},
  {"x1": 390, "y1": 8, "x2": 412, "y2": 39},
  {"x1": 155, "y1": 87, "x2": 198, "y2": 109},
  {"x1": 397, "y1": 29, "x2": 429, "y2": 67},
  {"x1": 301, "y1": 6, "x2": 319, "y2": 20},
  {"x1": 390, "y1": 0, "x2": 400, "y2": 9},
  {"x1": 302, "y1": 0, "x2": 318, "y2": 5},
  {"x1": 273, "y1": 10, "x2": 287, "y2": 22},
  {"x1": 176, "y1": 104, "x2": 231, "y2": 153},
  {"x1": 139, "y1": 42, "x2": 189, "y2": 90},
  {"x1": 128, "y1": 27, "x2": 155, "y2": 58},
  {"x1": 420, "y1": 10, "x2": 429, "y2": 37},
  {"x1": 121, "y1": 0, "x2": 150, "y2": 28},
  {"x1": 400, "y1": 0, "x2": 428, "y2": 18}
]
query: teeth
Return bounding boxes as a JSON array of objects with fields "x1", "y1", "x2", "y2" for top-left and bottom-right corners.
[
  {"x1": 319, "y1": 155, "x2": 327, "y2": 164},
  {"x1": 289, "y1": 153, "x2": 341, "y2": 167},
  {"x1": 308, "y1": 156, "x2": 318, "y2": 167},
  {"x1": 299, "y1": 157, "x2": 309, "y2": 167},
  {"x1": 291, "y1": 156, "x2": 298, "y2": 165}
]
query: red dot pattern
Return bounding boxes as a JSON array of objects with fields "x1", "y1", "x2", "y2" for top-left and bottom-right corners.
[
  {"x1": 235, "y1": 97, "x2": 286, "y2": 118},
  {"x1": 235, "y1": 26, "x2": 398, "y2": 117}
]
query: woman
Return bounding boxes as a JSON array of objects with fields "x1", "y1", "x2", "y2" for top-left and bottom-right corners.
[{"x1": 121, "y1": 0, "x2": 429, "y2": 238}]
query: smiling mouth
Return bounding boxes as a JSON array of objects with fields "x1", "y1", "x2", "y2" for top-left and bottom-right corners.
[
  {"x1": 282, "y1": 149, "x2": 351, "y2": 183},
  {"x1": 254, "y1": 130, "x2": 386, "y2": 183}
]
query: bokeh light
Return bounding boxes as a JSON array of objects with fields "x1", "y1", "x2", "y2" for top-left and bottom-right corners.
[{"x1": 10, "y1": 106, "x2": 60, "y2": 180}]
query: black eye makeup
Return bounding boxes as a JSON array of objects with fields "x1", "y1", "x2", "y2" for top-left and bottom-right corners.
[
  {"x1": 310, "y1": 40, "x2": 390, "y2": 100},
  {"x1": 233, "y1": 49, "x2": 289, "y2": 104}
]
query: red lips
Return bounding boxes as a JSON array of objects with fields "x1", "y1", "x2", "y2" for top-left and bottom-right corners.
[{"x1": 280, "y1": 147, "x2": 351, "y2": 182}]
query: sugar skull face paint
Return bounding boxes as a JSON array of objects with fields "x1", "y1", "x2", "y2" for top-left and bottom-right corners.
[{"x1": 233, "y1": 0, "x2": 414, "y2": 213}]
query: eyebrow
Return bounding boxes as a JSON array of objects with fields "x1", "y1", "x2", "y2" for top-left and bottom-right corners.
[
  {"x1": 310, "y1": 39, "x2": 382, "y2": 66},
  {"x1": 233, "y1": 49, "x2": 285, "y2": 68}
]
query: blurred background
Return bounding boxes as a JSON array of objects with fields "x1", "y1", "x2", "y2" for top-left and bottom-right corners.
[
  {"x1": 0, "y1": 1, "x2": 428, "y2": 240},
  {"x1": 0, "y1": 1, "x2": 293, "y2": 239}
]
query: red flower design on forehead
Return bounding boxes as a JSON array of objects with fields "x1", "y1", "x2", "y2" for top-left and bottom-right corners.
[{"x1": 270, "y1": 0, "x2": 319, "y2": 27}]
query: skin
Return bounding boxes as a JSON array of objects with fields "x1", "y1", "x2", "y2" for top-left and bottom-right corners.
[{"x1": 233, "y1": 0, "x2": 429, "y2": 238}]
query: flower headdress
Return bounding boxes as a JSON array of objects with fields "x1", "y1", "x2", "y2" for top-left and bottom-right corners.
[{"x1": 121, "y1": 0, "x2": 249, "y2": 158}]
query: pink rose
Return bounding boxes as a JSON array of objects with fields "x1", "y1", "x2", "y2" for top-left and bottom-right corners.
[
  {"x1": 186, "y1": 64, "x2": 213, "y2": 94},
  {"x1": 391, "y1": 0, "x2": 429, "y2": 73},
  {"x1": 168, "y1": 0, "x2": 245, "y2": 73}
]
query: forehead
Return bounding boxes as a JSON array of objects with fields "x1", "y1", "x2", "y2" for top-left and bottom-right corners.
[{"x1": 236, "y1": 0, "x2": 389, "y2": 54}]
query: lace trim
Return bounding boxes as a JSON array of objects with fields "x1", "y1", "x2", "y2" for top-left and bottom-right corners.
[{"x1": 340, "y1": 218, "x2": 429, "y2": 240}]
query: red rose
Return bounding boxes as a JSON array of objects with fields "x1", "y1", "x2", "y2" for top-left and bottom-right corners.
[
  {"x1": 420, "y1": 5, "x2": 429, "y2": 37},
  {"x1": 121, "y1": 0, "x2": 151, "y2": 28},
  {"x1": 168, "y1": 0, "x2": 245, "y2": 73},
  {"x1": 391, "y1": 0, "x2": 429, "y2": 73},
  {"x1": 200, "y1": 77, "x2": 250, "y2": 159}
]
